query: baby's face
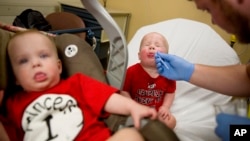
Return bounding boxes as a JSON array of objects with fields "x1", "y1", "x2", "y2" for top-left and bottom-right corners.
[
  {"x1": 138, "y1": 32, "x2": 169, "y2": 67},
  {"x1": 8, "y1": 32, "x2": 62, "y2": 92}
]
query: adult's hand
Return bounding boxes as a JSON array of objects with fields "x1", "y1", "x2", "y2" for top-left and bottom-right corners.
[
  {"x1": 215, "y1": 113, "x2": 250, "y2": 141},
  {"x1": 155, "y1": 52, "x2": 194, "y2": 81}
]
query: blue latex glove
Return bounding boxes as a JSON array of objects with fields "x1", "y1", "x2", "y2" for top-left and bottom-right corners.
[
  {"x1": 155, "y1": 52, "x2": 194, "y2": 81},
  {"x1": 215, "y1": 113, "x2": 250, "y2": 141}
]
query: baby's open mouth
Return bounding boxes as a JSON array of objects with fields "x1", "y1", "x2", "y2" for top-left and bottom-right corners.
[
  {"x1": 148, "y1": 53, "x2": 155, "y2": 58},
  {"x1": 34, "y1": 72, "x2": 47, "y2": 82}
]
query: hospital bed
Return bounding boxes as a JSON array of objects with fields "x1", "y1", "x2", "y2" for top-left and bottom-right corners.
[{"x1": 127, "y1": 18, "x2": 240, "y2": 141}]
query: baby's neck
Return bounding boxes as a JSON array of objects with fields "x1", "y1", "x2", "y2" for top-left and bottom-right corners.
[{"x1": 142, "y1": 65, "x2": 159, "y2": 78}]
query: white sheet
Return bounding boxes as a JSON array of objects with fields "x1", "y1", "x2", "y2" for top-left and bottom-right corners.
[{"x1": 127, "y1": 18, "x2": 240, "y2": 141}]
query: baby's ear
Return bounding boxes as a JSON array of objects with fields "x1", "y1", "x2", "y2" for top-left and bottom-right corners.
[
  {"x1": 57, "y1": 59, "x2": 63, "y2": 75},
  {"x1": 138, "y1": 52, "x2": 142, "y2": 61}
]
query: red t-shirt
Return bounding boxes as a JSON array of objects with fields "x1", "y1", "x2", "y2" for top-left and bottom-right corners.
[
  {"x1": 123, "y1": 63, "x2": 176, "y2": 110},
  {"x1": 4, "y1": 73, "x2": 117, "y2": 141}
]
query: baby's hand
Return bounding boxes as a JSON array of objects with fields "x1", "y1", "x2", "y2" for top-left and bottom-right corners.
[
  {"x1": 130, "y1": 103, "x2": 157, "y2": 129},
  {"x1": 158, "y1": 106, "x2": 170, "y2": 120}
]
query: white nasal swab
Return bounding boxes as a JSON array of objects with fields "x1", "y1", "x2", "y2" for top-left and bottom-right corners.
[{"x1": 158, "y1": 57, "x2": 169, "y2": 69}]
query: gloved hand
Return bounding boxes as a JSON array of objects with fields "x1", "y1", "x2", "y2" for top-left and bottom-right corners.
[
  {"x1": 155, "y1": 52, "x2": 194, "y2": 81},
  {"x1": 215, "y1": 113, "x2": 250, "y2": 141}
]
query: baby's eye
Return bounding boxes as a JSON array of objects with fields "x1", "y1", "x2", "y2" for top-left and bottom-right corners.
[
  {"x1": 155, "y1": 44, "x2": 161, "y2": 47},
  {"x1": 40, "y1": 53, "x2": 49, "y2": 58},
  {"x1": 18, "y1": 58, "x2": 28, "y2": 64}
]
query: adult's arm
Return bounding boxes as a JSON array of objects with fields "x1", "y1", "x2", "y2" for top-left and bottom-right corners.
[
  {"x1": 190, "y1": 64, "x2": 250, "y2": 96},
  {"x1": 155, "y1": 53, "x2": 250, "y2": 96}
]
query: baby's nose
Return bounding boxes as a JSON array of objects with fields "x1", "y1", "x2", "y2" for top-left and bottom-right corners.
[
  {"x1": 32, "y1": 59, "x2": 41, "y2": 67},
  {"x1": 149, "y1": 46, "x2": 155, "y2": 50}
]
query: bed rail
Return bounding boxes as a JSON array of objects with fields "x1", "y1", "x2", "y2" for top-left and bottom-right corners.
[{"x1": 81, "y1": 0, "x2": 128, "y2": 89}]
